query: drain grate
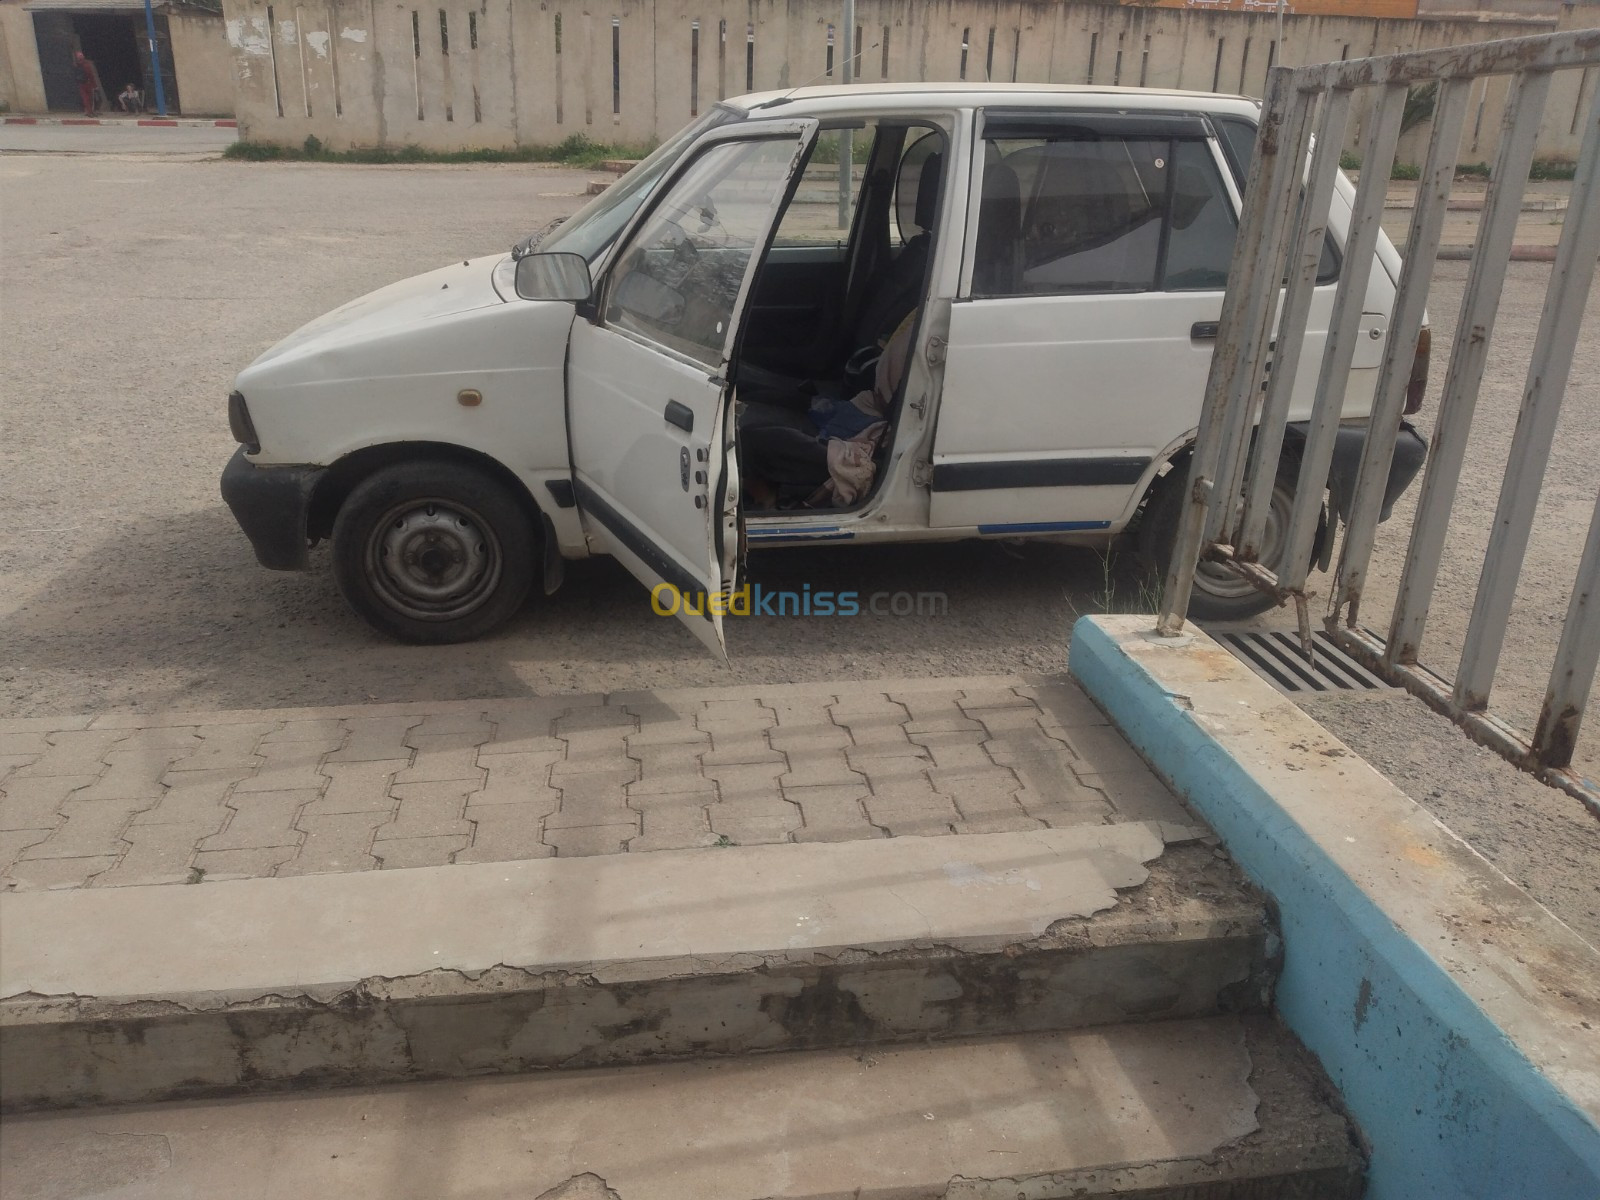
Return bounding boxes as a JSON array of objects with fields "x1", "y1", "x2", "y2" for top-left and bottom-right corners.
[{"x1": 1209, "y1": 628, "x2": 1399, "y2": 695}]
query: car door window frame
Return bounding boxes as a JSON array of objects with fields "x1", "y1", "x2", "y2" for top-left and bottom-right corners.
[
  {"x1": 1210, "y1": 113, "x2": 1342, "y2": 285},
  {"x1": 591, "y1": 123, "x2": 818, "y2": 376},
  {"x1": 957, "y1": 108, "x2": 1237, "y2": 301}
]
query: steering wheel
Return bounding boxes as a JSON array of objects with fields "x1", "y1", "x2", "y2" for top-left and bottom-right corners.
[{"x1": 843, "y1": 344, "x2": 882, "y2": 386}]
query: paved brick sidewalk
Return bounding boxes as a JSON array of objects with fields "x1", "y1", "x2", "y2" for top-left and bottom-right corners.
[{"x1": 0, "y1": 675, "x2": 1191, "y2": 891}]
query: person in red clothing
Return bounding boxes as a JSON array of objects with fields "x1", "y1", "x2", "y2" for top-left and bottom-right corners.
[{"x1": 72, "y1": 51, "x2": 102, "y2": 116}]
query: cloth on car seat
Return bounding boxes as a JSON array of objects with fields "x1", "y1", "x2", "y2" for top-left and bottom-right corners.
[{"x1": 807, "y1": 309, "x2": 918, "y2": 507}]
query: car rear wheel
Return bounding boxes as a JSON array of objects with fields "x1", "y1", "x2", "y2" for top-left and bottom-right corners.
[
  {"x1": 1139, "y1": 463, "x2": 1299, "y2": 623},
  {"x1": 331, "y1": 462, "x2": 535, "y2": 643}
]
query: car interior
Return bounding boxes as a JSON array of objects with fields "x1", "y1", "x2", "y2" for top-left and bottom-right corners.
[{"x1": 733, "y1": 121, "x2": 947, "y2": 512}]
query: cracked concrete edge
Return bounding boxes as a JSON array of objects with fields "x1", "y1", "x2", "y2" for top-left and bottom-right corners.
[
  {"x1": 1069, "y1": 615, "x2": 1600, "y2": 1200},
  {"x1": 0, "y1": 850, "x2": 1277, "y2": 1111},
  {"x1": 0, "y1": 846, "x2": 1268, "y2": 1019},
  {"x1": 946, "y1": 1017, "x2": 1364, "y2": 1199}
]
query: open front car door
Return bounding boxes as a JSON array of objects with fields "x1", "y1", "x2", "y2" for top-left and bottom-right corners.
[{"x1": 566, "y1": 119, "x2": 819, "y2": 658}]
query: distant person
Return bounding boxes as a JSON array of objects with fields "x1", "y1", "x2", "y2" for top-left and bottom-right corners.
[
  {"x1": 72, "y1": 51, "x2": 103, "y2": 117},
  {"x1": 118, "y1": 83, "x2": 142, "y2": 113}
]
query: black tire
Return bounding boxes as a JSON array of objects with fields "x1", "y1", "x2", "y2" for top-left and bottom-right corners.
[
  {"x1": 331, "y1": 461, "x2": 536, "y2": 644},
  {"x1": 1139, "y1": 463, "x2": 1298, "y2": 623}
]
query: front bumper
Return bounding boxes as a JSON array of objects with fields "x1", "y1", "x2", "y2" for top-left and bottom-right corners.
[
  {"x1": 1286, "y1": 419, "x2": 1428, "y2": 524},
  {"x1": 220, "y1": 447, "x2": 326, "y2": 571}
]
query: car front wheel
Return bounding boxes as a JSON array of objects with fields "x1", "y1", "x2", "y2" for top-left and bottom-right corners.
[{"x1": 331, "y1": 461, "x2": 535, "y2": 643}]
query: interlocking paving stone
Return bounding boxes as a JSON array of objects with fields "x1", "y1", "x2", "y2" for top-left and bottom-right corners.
[
  {"x1": 134, "y1": 771, "x2": 242, "y2": 826},
  {"x1": 373, "y1": 834, "x2": 470, "y2": 870},
  {"x1": 0, "y1": 755, "x2": 40, "y2": 786},
  {"x1": 379, "y1": 782, "x2": 475, "y2": 841},
  {"x1": 707, "y1": 797, "x2": 802, "y2": 844},
  {"x1": 0, "y1": 732, "x2": 51, "y2": 757},
  {"x1": 0, "y1": 775, "x2": 95, "y2": 831},
  {"x1": 201, "y1": 789, "x2": 316, "y2": 851},
  {"x1": 456, "y1": 804, "x2": 554, "y2": 864},
  {"x1": 92, "y1": 823, "x2": 204, "y2": 888},
  {"x1": 468, "y1": 750, "x2": 562, "y2": 811},
  {"x1": 2, "y1": 854, "x2": 119, "y2": 890},
  {"x1": 325, "y1": 717, "x2": 421, "y2": 764},
  {"x1": 392, "y1": 734, "x2": 486, "y2": 786},
  {"x1": 233, "y1": 737, "x2": 341, "y2": 793},
  {"x1": 306, "y1": 760, "x2": 408, "y2": 816},
  {"x1": 191, "y1": 845, "x2": 301, "y2": 881},
  {"x1": 12, "y1": 730, "x2": 130, "y2": 780},
  {"x1": 22, "y1": 797, "x2": 154, "y2": 860},
  {"x1": 631, "y1": 805, "x2": 718, "y2": 853},
  {"x1": 546, "y1": 771, "x2": 639, "y2": 829},
  {"x1": 166, "y1": 723, "x2": 275, "y2": 773},
  {"x1": 0, "y1": 677, "x2": 1188, "y2": 887},
  {"x1": 627, "y1": 743, "x2": 708, "y2": 796},
  {"x1": 279, "y1": 813, "x2": 387, "y2": 876},
  {"x1": 73, "y1": 748, "x2": 183, "y2": 803},
  {"x1": 543, "y1": 821, "x2": 638, "y2": 857},
  {"x1": 784, "y1": 783, "x2": 885, "y2": 842},
  {"x1": 263, "y1": 719, "x2": 346, "y2": 744},
  {"x1": 0, "y1": 828, "x2": 53, "y2": 874}
]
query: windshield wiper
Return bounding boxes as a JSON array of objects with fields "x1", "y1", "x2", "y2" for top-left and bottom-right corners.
[{"x1": 511, "y1": 215, "x2": 569, "y2": 259}]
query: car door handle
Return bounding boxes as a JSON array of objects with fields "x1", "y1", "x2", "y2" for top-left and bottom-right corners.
[
  {"x1": 1190, "y1": 322, "x2": 1219, "y2": 341},
  {"x1": 664, "y1": 400, "x2": 694, "y2": 433}
]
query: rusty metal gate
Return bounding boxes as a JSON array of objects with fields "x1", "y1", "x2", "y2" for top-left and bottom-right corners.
[{"x1": 1156, "y1": 27, "x2": 1600, "y2": 814}]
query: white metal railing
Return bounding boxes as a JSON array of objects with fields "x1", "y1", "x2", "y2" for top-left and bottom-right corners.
[{"x1": 1158, "y1": 28, "x2": 1600, "y2": 815}]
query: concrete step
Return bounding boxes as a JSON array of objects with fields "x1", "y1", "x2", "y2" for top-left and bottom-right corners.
[
  {"x1": 0, "y1": 825, "x2": 1272, "y2": 1110},
  {"x1": 0, "y1": 1016, "x2": 1362, "y2": 1200}
]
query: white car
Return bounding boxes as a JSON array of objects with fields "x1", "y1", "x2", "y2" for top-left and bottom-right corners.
[{"x1": 221, "y1": 83, "x2": 1427, "y2": 651}]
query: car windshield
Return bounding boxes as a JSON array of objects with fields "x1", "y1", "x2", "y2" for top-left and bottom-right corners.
[{"x1": 531, "y1": 104, "x2": 747, "y2": 264}]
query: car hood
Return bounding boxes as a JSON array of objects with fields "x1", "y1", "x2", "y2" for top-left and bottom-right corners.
[{"x1": 244, "y1": 255, "x2": 509, "y2": 371}]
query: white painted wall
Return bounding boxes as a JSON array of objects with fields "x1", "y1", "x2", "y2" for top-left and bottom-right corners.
[{"x1": 218, "y1": 0, "x2": 1595, "y2": 161}]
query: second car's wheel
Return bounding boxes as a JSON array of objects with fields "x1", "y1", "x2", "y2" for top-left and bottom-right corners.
[
  {"x1": 1139, "y1": 462, "x2": 1303, "y2": 623},
  {"x1": 331, "y1": 461, "x2": 536, "y2": 644}
]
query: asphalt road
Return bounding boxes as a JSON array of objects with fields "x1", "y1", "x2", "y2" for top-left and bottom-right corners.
[{"x1": 2, "y1": 149, "x2": 1596, "y2": 935}]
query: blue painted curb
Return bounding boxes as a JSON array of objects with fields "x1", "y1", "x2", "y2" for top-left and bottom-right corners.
[{"x1": 1069, "y1": 616, "x2": 1600, "y2": 1200}]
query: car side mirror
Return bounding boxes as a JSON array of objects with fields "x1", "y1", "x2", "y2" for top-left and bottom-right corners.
[{"x1": 514, "y1": 251, "x2": 593, "y2": 302}]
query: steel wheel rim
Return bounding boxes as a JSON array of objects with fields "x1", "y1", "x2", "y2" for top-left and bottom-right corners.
[
  {"x1": 1195, "y1": 486, "x2": 1289, "y2": 601},
  {"x1": 364, "y1": 497, "x2": 502, "y2": 621}
]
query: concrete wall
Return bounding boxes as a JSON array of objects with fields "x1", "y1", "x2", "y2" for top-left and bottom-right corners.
[
  {"x1": 218, "y1": 0, "x2": 1593, "y2": 161},
  {"x1": 169, "y1": 10, "x2": 234, "y2": 114},
  {"x1": 0, "y1": 2, "x2": 48, "y2": 112}
]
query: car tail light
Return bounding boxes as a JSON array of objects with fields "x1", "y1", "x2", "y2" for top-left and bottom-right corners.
[
  {"x1": 229, "y1": 391, "x2": 260, "y2": 454},
  {"x1": 1404, "y1": 326, "x2": 1431, "y2": 415}
]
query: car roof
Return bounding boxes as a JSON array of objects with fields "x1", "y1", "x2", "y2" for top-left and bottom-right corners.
[{"x1": 723, "y1": 82, "x2": 1262, "y2": 120}]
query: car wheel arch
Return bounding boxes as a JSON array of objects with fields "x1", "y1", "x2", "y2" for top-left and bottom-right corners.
[{"x1": 308, "y1": 442, "x2": 549, "y2": 553}]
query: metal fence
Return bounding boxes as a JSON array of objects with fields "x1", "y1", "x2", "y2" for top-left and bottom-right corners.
[{"x1": 1157, "y1": 27, "x2": 1600, "y2": 814}]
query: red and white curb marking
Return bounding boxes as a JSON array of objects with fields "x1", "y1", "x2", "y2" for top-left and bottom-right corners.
[{"x1": 4, "y1": 116, "x2": 237, "y2": 128}]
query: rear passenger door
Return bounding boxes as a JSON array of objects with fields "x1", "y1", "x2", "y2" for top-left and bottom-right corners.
[{"x1": 928, "y1": 111, "x2": 1243, "y2": 535}]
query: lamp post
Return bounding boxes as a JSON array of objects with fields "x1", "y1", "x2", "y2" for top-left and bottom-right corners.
[{"x1": 143, "y1": 0, "x2": 168, "y2": 116}]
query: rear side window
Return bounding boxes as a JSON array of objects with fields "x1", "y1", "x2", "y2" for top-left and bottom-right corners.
[
  {"x1": 970, "y1": 132, "x2": 1236, "y2": 297},
  {"x1": 1212, "y1": 115, "x2": 1341, "y2": 284}
]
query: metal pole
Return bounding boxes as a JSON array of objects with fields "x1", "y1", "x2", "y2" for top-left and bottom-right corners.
[
  {"x1": 1532, "y1": 486, "x2": 1600, "y2": 769},
  {"x1": 838, "y1": 0, "x2": 855, "y2": 231},
  {"x1": 143, "y1": 0, "x2": 168, "y2": 117}
]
